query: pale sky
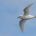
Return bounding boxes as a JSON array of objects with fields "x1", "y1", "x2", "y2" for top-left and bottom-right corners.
[{"x1": 0, "y1": 0, "x2": 36, "y2": 36}]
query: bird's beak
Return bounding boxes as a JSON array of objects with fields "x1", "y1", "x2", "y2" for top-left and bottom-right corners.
[{"x1": 17, "y1": 17, "x2": 19, "y2": 18}]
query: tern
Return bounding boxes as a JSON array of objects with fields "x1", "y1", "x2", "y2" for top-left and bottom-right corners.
[{"x1": 18, "y1": 3, "x2": 36, "y2": 32}]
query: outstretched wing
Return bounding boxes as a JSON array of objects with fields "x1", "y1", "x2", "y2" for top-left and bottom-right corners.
[
  {"x1": 19, "y1": 19, "x2": 26, "y2": 32},
  {"x1": 23, "y1": 3, "x2": 33, "y2": 16}
]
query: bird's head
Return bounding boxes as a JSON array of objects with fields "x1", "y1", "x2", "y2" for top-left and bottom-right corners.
[
  {"x1": 17, "y1": 16, "x2": 22, "y2": 18},
  {"x1": 17, "y1": 16, "x2": 22, "y2": 19}
]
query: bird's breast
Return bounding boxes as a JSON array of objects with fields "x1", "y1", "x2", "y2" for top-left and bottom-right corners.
[{"x1": 21, "y1": 15, "x2": 34, "y2": 20}]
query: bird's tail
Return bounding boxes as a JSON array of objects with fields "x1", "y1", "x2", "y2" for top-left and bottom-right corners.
[{"x1": 34, "y1": 16, "x2": 36, "y2": 18}]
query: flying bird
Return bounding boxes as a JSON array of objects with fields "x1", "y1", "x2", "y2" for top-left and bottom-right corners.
[{"x1": 18, "y1": 3, "x2": 36, "y2": 32}]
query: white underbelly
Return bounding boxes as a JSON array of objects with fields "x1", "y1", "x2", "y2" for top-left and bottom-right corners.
[{"x1": 22, "y1": 15, "x2": 34, "y2": 19}]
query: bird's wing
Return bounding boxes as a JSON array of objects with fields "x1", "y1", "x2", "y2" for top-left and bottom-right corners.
[
  {"x1": 23, "y1": 3, "x2": 33, "y2": 16},
  {"x1": 19, "y1": 19, "x2": 26, "y2": 32}
]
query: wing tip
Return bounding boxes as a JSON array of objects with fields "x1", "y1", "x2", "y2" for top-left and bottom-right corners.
[{"x1": 23, "y1": 3, "x2": 34, "y2": 12}]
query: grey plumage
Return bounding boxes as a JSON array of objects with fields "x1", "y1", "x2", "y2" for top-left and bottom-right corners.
[
  {"x1": 19, "y1": 19, "x2": 26, "y2": 32},
  {"x1": 18, "y1": 3, "x2": 36, "y2": 32}
]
